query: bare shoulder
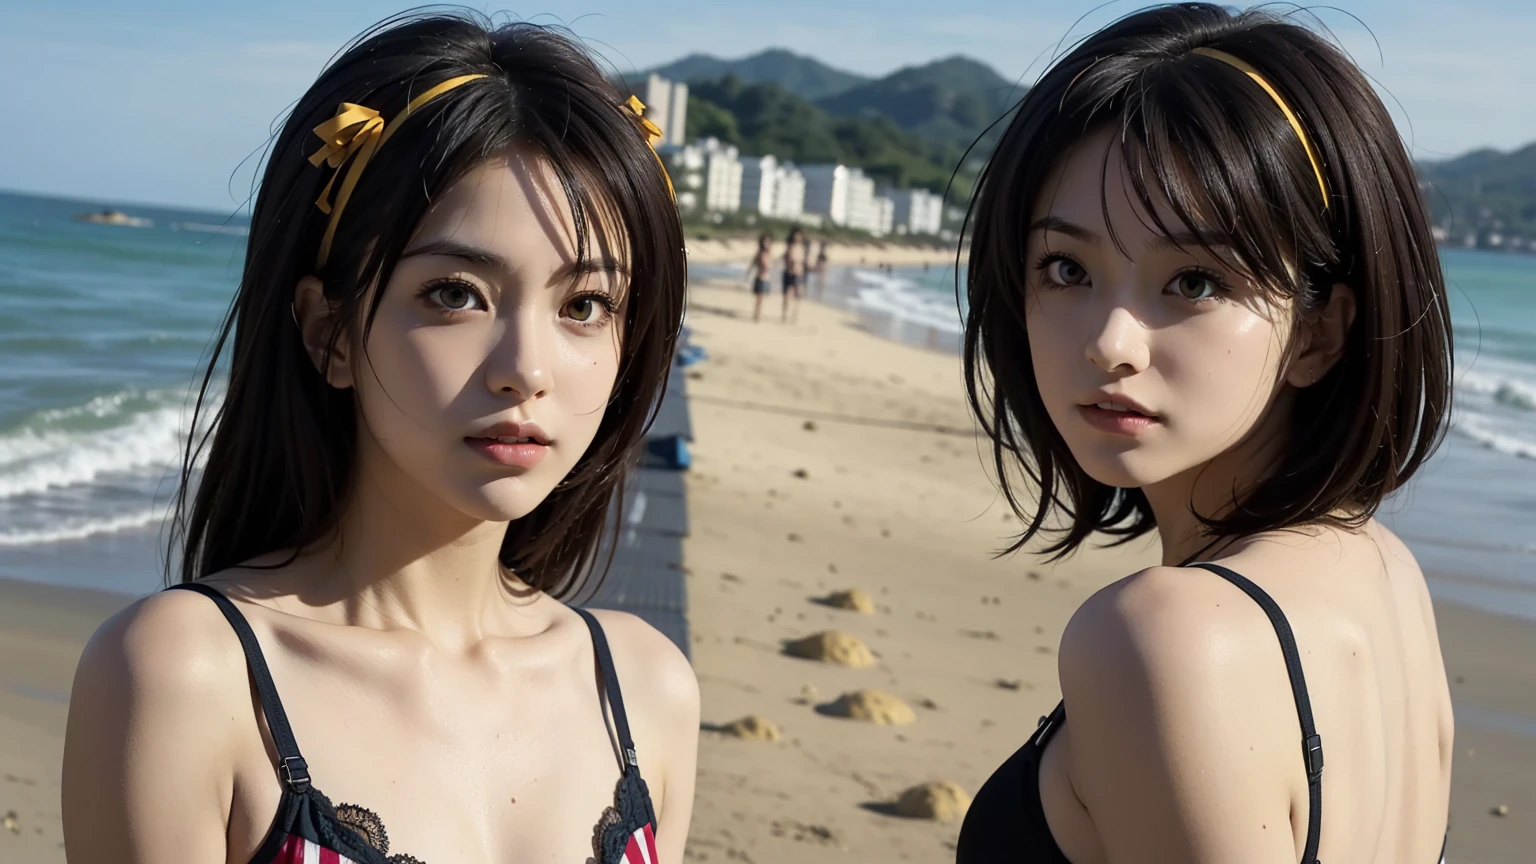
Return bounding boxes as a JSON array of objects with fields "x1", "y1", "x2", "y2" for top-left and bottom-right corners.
[
  {"x1": 1055, "y1": 567, "x2": 1306, "y2": 860},
  {"x1": 582, "y1": 608, "x2": 700, "y2": 720},
  {"x1": 64, "y1": 586, "x2": 253, "y2": 859},
  {"x1": 1061, "y1": 564, "x2": 1283, "y2": 682},
  {"x1": 76, "y1": 586, "x2": 250, "y2": 705}
]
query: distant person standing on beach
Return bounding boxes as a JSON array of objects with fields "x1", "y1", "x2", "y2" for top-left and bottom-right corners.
[
  {"x1": 812, "y1": 240, "x2": 830, "y2": 297},
  {"x1": 747, "y1": 232, "x2": 773, "y2": 322},
  {"x1": 782, "y1": 227, "x2": 807, "y2": 323},
  {"x1": 956, "y1": 5, "x2": 1453, "y2": 863},
  {"x1": 61, "y1": 12, "x2": 699, "y2": 864}
]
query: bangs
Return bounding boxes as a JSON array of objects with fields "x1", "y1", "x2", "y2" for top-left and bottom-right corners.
[{"x1": 1062, "y1": 51, "x2": 1343, "y2": 309}]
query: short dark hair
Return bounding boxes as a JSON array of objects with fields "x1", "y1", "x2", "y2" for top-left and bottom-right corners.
[
  {"x1": 962, "y1": 2, "x2": 1452, "y2": 559},
  {"x1": 170, "y1": 11, "x2": 685, "y2": 595}
]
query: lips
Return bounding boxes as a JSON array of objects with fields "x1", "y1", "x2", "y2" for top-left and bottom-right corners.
[
  {"x1": 1077, "y1": 392, "x2": 1161, "y2": 436},
  {"x1": 1080, "y1": 391, "x2": 1157, "y2": 418},
  {"x1": 470, "y1": 420, "x2": 551, "y2": 446}
]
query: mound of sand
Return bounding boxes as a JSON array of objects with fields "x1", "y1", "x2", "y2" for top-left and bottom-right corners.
[
  {"x1": 823, "y1": 689, "x2": 915, "y2": 725},
  {"x1": 784, "y1": 630, "x2": 876, "y2": 667},
  {"x1": 722, "y1": 715, "x2": 782, "y2": 742},
  {"x1": 823, "y1": 588, "x2": 876, "y2": 614},
  {"x1": 895, "y1": 781, "x2": 972, "y2": 822}
]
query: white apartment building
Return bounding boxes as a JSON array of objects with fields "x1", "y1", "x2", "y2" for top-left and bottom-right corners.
[
  {"x1": 643, "y1": 73, "x2": 690, "y2": 147},
  {"x1": 741, "y1": 155, "x2": 778, "y2": 215},
  {"x1": 888, "y1": 188, "x2": 943, "y2": 235},
  {"x1": 773, "y1": 166, "x2": 806, "y2": 220},
  {"x1": 872, "y1": 194, "x2": 895, "y2": 237},
  {"x1": 843, "y1": 169, "x2": 880, "y2": 235},
  {"x1": 801, "y1": 164, "x2": 851, "y2": 225},
  {"x1": 741, "y1": 155, "x2": 807, "y2": 220},
  {"x1": 702, "y1": 140, "x2": 743, "y2": 213},
  {"x1": 662, "y1": 137, "x2": 742, "y2": 214}
]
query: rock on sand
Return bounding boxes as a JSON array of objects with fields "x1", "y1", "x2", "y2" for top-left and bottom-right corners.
[
  {"x1": 784, "y1": 630, "x2": 876, "y2": 668},
  {"x1": 824, "y1": 588, "x2": 876, "y2": 614},
  {"x1": 895, "y1": 781, "x2": 972, "y2": 822},
  {"x1": 722, "y1": 715, "x2": 782, "y2": 742},
  {"x1": 823, "y1": 689, "x2": 915, "y2": 725}
]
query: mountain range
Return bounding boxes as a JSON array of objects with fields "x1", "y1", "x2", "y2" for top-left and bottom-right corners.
[{"x1": 641, "y1": 50, "x2": 1535, "y2": 244}]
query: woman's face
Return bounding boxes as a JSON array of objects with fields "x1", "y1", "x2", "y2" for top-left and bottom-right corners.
[
  {"x1": 1023, "y1": 128, "x2": 1297, "y2": 491},
  {"x1": 320, "y1": 151, "x2": 626, "y2": 523}
]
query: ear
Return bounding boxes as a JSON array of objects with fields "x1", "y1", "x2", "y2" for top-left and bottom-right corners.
[
  {"x1": 293, "y1": 275, "x2": 354, "y2": 390},
  {"x1": 1285, "y1": 282, "x2": 1356, "y2": 389}
]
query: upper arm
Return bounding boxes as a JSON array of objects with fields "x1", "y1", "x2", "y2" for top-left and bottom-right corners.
[
  {"x1": 589, "y1": 610, "x2": 700, "y2": 864},
  {"x1": 62, "y1": 590, "x2": 245, "y2": 864},
  {"x1": 1058, "y1": 568, "x2": 1304, "y2": 864}
]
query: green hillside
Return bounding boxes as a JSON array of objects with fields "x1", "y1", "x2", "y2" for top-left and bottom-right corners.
[
  {"x1": 644, "y1": 49, "x2": 869, "y2": 101},
  {"x1": 1418, "y1": 143, "x2": 1536, "y2": 243},
  {"x1": 684, "y1": 75, "x2": 979, "y2": 200},
  {"x1": 816, "y1": 56, "x2": 1021, "y2": 145}
]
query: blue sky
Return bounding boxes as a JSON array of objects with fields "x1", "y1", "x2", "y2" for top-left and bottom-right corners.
[{"x1": 3, "y1": 0, "x2": 1531, "y2": 212}]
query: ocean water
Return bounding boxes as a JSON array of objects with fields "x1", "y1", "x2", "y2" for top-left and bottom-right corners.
[{"x1": 3, "y1": 189, "x2": 1534, "y2": 614}]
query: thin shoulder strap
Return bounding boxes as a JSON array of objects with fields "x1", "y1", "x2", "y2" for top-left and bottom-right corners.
[
  {"x1": 164, "y1": 582, "x2": 312, "y2": 793},
  {"x1": 1189, "y1": 562, "x2": 1323, "y2": 864},
  {"x1": 572, "y1": 607, "x2": 638, "y2": 772}
]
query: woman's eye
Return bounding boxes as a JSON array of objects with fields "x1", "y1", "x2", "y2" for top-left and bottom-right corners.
[
  {"x1": 424, "y1": 280, "x2": 484, "y2": 312},
  {"x1": 1170, "y1": 272, "x2": 1222, "y2": 301},
  {"x1": 1045, "y1": 257, "x2": 1088, "y2": 286},
  {"x1": 567, "y1": 296, "x2": 597, "y2": 321}
]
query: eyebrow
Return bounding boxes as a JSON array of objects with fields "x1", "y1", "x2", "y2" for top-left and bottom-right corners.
[
  {"x1": 401, "y1": 239, "x2": 630, "y2": 280},
  {"x1": 1028, "y1": 216, "x2": 1233, "y2": 252},
  {"x1": 401, "y1": 239, "x2": 509, "y2": 269}
]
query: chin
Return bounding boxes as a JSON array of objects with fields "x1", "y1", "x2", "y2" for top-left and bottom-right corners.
[
  {"x1": 452, "y1": 476, "x2": 561, "y2": 523},
  {"x1": 1064, "y1": 441, "x2": 1181, "y2": 491}
]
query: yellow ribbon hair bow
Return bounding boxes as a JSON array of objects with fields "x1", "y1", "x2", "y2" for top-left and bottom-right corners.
[
  {"x1": 307, "y1": 74, "x2": 487, "y2": 265},
  {"x1": 626, "y1": 95, "x2": 675, "y2": 199}
]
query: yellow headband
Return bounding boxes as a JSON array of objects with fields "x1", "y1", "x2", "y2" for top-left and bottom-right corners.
[
  {"x1": 1192, "y1": 47, "x2": 1329, "y2": 210},
  {"x1": 308, "y1": 74, "x2": 488, "y2": 266},
  {"x1": 625, "y1": 95, "x2": 675, "y2": 200}
]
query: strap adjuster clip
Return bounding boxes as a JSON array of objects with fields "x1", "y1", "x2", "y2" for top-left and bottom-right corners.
[
  {"x1": 1304, "y1": 734, "x2": 1325, "y2": 779},
  {"x1": 281, "y1": 755, "x2": 311, "y2": 791}
]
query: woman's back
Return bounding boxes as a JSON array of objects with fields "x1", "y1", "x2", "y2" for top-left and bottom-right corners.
[{"x1": 1032, "y1": 522, "x2": 1452, "y2": 864}]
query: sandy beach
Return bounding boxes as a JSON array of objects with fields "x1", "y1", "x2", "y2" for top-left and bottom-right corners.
[{"x1": 0, "y1": 278, "x2": 1530, "y2": 864}]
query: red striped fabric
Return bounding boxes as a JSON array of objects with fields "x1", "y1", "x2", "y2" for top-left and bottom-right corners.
[
  {"x1": 622, "y1": 823, "x2": 658, "y2": 864},
  {"x1": 272, "y1": 833, "x2": 359, "y2": 864}
]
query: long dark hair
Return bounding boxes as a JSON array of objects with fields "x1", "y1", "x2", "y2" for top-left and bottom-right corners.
[
  {"x1": 168, "y1": 10, "x2": 686, "y2": 596},
  {"x1": 963, "y1": 3, "x2": 1452, "y2": 559}
]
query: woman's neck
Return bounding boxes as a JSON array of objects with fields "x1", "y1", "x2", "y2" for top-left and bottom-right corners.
[
  {"x1": 1142, "y1": 408, "x2": 1294, "y2": 567},
  {"x1": 300, "y1": 434, "x2": 537, "y2": 647}
]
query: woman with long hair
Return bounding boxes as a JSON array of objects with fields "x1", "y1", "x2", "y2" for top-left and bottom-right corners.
[
  {"x1": 61, "y1": 11, "x2": 697, "y2": 864},
  {"x1": 955, "y1": 5, "x2": 1453, "y2": 862}
]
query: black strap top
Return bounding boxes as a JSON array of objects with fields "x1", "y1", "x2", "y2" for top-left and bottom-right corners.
[
  {"x1": 955, "y1": 562, "x2": 1448, "y2": 864},
  {"x1": 166, "y1": 581, "x2": 660, "y2": 864}
]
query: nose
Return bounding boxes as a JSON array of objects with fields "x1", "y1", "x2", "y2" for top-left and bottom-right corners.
[
  {"x1": 1085, "y1": 303, "x2": 1150, "y2": 374},
  {"x1": 486, "y1": 311, "x2": 549, "y2": 400}
]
